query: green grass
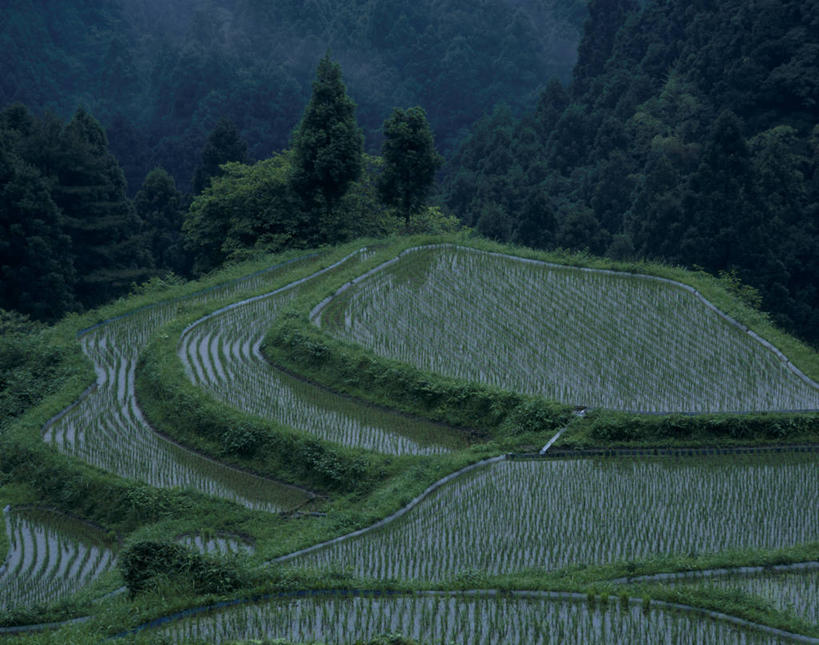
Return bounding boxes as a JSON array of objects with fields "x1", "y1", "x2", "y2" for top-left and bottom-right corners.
[
  {"x1": 177, "y1": 247, "x2": 465, "y2": 455},
  {"x1": 662, "y1": 569, "x2": 819, "y2": 625}
]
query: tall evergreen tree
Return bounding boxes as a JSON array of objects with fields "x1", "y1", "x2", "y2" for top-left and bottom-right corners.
[
  {"x1": 378, "y1": 107, "x2": 443, "y2": 225},
  {"x1": 135, "y1": 167, "x2": 188, "y2": 275},
  {"x1": 54, "y1": 108, "x2": 150, "y2": 306},
  {"x1": 291, "y1": 54, "x2": 363, "y2": 244},
  {"x1": 192, "y1": 118, "x2": 248, "y2": 195},
  {"x1": 0, "y1": 138, "x2": 75, "y2": 320},
  {"x1": 681, "y1": 110, "x2": 762, "y2": 272}
]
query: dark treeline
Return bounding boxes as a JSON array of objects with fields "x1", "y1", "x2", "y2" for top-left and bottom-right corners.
[
  {"x1": 0, "y1": 0, "x2": 584, "y2": 194},
  {"x1": 442, "y1": 0, "x2": 819, "y2": 346},
  {"x1": 2, "y1": 0, "x2": 818, "y2": 348},
  {"x1": 0, "y1": 55, "x2": 448, "y2": 322}
]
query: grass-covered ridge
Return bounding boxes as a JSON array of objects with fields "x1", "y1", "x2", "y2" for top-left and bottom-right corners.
[{"x1": 1, "y1": 234, "x2": 817, "y2": 643}]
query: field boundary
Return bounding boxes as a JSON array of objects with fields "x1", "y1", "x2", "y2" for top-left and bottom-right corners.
[
  {"x1": 130, "y1": 397, "x2": 320, "y2": 507},
  {"x1": 179, "y1": 249, "x2": 367, "y2": 341},
  {"x1": 76, "y1": 253, "x2": 321, "y2": 339},
  {"x1": 511, "y1": 444, "x2": 819, "y2": 459},
  {"x1": 611, "y1": 560, "x2": 819, "y2": 584}
]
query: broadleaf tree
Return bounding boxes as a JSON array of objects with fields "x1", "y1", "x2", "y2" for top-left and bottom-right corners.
[{"x1": 192, "y1": 118, "x2": 248, "y2": 195}]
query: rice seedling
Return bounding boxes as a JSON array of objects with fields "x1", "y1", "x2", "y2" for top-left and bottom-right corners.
[
  {"x1": 667, "y1": 570, "x2": 819, "y2": 626},
  {"x1": 176, "y1": 533, "x2": 255, "y2": 557},
  {"x1": 319, "y1": 246, "x2": 819, "y2": 413},
  {"x1": 42, "y1": 258, "x2": 319, "y2": 512},
  {"x1": 288, "y1": 455, "x2": 819, "y2": 581},
  {"x1": 178, "y1": 251, "x2": 460, "y2": 455},
  {"x1": 151, "y1": 592, "x2": 792, "y2": 644},
  {"x1": 0, "y1": 507, "x2": 116, "y2": 610}
]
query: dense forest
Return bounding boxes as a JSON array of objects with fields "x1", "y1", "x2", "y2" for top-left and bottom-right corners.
[
  {"x1": 0, "y1": 0, "x2": 584, "y2": 192},
  {"x1": 1, "y1": 0, "x2": 818, "y2": 348},
  {"x1": 442, "y1": 0, "x2": 819, "y2": 345}
]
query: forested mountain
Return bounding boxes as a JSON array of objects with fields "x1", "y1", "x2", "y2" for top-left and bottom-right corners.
[
  {"x1": 0, "y1": 0, "x2": 585, "y2": 193},
  {"x1": 443, "y1": 0, "x2": 819, "y2": 346},
  {"x1": 2, "y1": 0, "x2": 818, "y2": 347}
]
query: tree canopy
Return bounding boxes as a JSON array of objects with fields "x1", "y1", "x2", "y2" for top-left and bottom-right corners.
[
  {"x1": 291, "y1": 54, "x2": 364, "y2": 244},
  {"x1": 378, "y1": 107, "x2": 443, "y2": 224}
]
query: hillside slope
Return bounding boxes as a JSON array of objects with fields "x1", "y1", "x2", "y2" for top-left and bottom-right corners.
[{"x1": 0, "y1": 0, "x2": 585, "y2": 192}]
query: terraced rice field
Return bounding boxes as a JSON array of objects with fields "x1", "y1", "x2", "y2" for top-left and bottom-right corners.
[
  {"x1": 178, "y1": 250, "x2": 462, "y2": 455},
  {"x1": 177, "y1": 533, "x2": 255, "y2": 557},
  {"x1": 667, "y1": 570, "x2": 819, "y2": 626},
  {"x1": 148, "y1": 592, "x2": 796, "y2": 644},
  {"x1": 318, "y1": 246, "x2": 819, "y2": 413},
  {"x1": 287, "y1": 455, "x2": 819, "y2": 581},
  {"x1": 42, "y1": 257, "x2": 320, "y2": 512},
  {"x1": 21, "y1": 241, "x2": 819, "y2": 641},
  {"x1": 0, "y1": 507, "x2": 116, "y2": 610}
]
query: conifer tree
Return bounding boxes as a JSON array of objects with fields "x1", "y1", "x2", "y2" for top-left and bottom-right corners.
[
  {"x1": 681, "y1": 110, "x2": 762, "y2": 271},
  {"x1": 0, "y1": 140, "x2": 75, "y2": 320},
  {"x1": 378, "y1": 106, "x2": 443, "y2": 225},
  {"x1": 135, "y1": 167, "x2": 188, "y2": 275},
  {"x1": 291, "y1": 54, "x2": 363, "y2": 243},
  {"x1": 54, "y1": 108, "x2": 150, "y2": 306},
  {"x1": 572, "y1": 0, "x2": 639, "y2": 96}
]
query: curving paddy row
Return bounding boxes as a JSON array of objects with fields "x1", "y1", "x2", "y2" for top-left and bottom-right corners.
[
  {"x1": 142, "y1": 592, "x2": 804, "y2": 644},
  {"x1": 284, "y1": 455, "x2": 819, "y2": 581},
  {"x1": 0, "y1": 507, "x2": 116, "y2": 611},
  {"x1": 177, "y1": 250, "x2": 461, "y2": 455},
  {"x1": 42, "y1": 257, "x2": 325, "y2": 512},
  {"x1": 319, "y1": 246, "x2": 819, "y2": 413}
]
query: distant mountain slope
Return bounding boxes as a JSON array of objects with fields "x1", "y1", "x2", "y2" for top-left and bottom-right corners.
[
  {"x1": 0, "y1": 0, "x2": 586, "y2": 192},
  {"x1": 442, "y1": 0, "x2": 819, "y2": 346}
]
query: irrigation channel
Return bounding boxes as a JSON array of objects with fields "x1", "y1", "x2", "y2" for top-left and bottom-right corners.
[{"x1": 11, "y1": 242, "x2": 818, "y2": 640}]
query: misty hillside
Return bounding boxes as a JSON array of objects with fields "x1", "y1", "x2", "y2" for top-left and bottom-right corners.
[{"x1": 0, "y1": 0, "x2": 585, "y2": 192}]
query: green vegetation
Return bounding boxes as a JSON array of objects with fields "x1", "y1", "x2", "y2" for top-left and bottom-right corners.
[
  {"x1": 0, "y1": 0, "x2": 584, "y2": 192},
  {"x1": 2, "y1": 8, "x2": 818, "y2": 628},
  {"x1": 291, "y1": 54, "x2": 364, "y2": 245},
  {"x1": 119, "y1": 541, "x2": 245, "y2": 597},
  {"x1": 176, "y1": 249, "x2": 464, "y2": 455},
  {"x1": 442, "y1": 0, "x2": 819, "y2": 348},
  {"x1": 663, "y1": 569, "x2": 819, "y2": 626},
  {"x1": 378, "y1": 107, "x2": 443, "y2": 225},
  {"x1": 192, "y1": 118, "x2": 248, "y2": 196},
  {"x1": 2, "y1": 234, "x2": 816, "y2": 644},
  {"x1": 563, "y1": 409, "x2": 819, "y2": 449}
]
